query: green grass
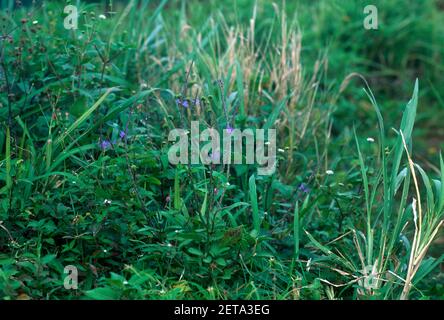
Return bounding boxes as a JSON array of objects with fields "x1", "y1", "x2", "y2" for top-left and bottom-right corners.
[{"x1": 0, "y1": 0, "x2": 443, "y2": 300}]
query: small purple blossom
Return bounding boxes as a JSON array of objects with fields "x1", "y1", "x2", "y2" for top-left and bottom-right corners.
[
  {"x1": 175, "y1": 98, "x2": 189, "y2": 108},
  {"x1": 298, "y1": 183, "x2": 310, "y2": 194},
  {"x1": 100, "y1": 139, "x2": 111, "y2": 151},
  {"x1": 226, "y1": 126, "x2": 234, "y2": 134},
  {"x1": 193, "y1": 98, "x2": 201, "y2": 107},
  {"x1": 119, "y1": 130, "x2": 126, "y2": 139}
]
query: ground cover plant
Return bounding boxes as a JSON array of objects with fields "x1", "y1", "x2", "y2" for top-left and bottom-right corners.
[{"x1": 0, "y1": 0, "x2": 443, "y2": 300}]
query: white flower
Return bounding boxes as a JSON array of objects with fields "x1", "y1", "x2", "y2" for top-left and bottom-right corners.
[
  {"x1": 278, "y1": 148, "x2": 285, "y2": 153},
  {"x1": 99, "y1": 14, "x2": 106, "y2": 20},
  {"x1": 367, "y1": 137, "x2": 375, "y2": 143},
  {"x1": 326, "y1": 170, "x2": 334, "y2": 175},
  {"x1": 103, "y1": 199, "x2": 112, "y2": 205},
  {"x1": 32, "y1": 20, "x2": 38, "y2": 25},
  {"x1": 123, "y1": 280, "x2": 128, "y2": 285}
]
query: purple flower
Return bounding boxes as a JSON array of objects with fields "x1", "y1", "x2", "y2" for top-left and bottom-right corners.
[
  {"x1": 100, "y1": 139, "x2": 111, "y2": 151},
  {"x1": 175, "y1": 98, "x2": 189, "y2": 108},
  {"x1": 119, "y1": 130, "x2": 126, "y2": 139},
  {"x1": 193, "y1": 98, "x2": 201, "y2": 107},
  {"x1": 298, "y1": 183, "x2": 310, "y2": 194},
  {"x1": 226, "y1": 126, "x2": 234, "y2": 134}
]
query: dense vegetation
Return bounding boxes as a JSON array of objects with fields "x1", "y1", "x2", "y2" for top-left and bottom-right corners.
[{"x1": 0, "y1": 0, "x2": 443, "y2": 300}]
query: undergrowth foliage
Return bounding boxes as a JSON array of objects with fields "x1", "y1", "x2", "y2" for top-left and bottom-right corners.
[{"x1": 0, "y1": 1, "x2": 442, "y2": 300}]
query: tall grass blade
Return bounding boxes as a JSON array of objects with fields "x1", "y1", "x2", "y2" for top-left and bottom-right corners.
[
  {"x1": 294, "y1": 202, "x2": 300, "y2": 259},
  {"x1": 54, "y1": 88, "x2": 115, "y2": 147},
  {"x1": 249, "y1": 174, "x2": 260, "y2": 235}
]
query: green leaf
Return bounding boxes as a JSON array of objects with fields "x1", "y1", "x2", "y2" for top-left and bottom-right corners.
[
  {"x1": 85, "y1": 287, "x2": 120, "y2": 300},
  {"x1": 249, "y1": 174, "x2": 260, "y2": 234},
  {"x1": 294, "y1": 202, "x2": 300, "y2": 259},
  {"x1": 188, "y1": 248, "x2": 203, "y2": 256},
  {"x1": 215, "y1": 258, "x2": 227, "y2": 267},
  {"x1": 174, "y1": 168, "x2": 181, "y2": 210},
  {"x1": 5, "y1": 126, "x2": 11, "y2": 190}
]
